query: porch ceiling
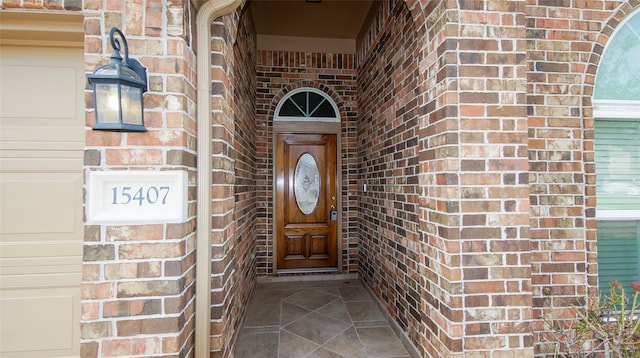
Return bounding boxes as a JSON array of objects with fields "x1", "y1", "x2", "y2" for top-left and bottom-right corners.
[{"x1": 248, "y1": 0, "x2": 376, "y2": 39}]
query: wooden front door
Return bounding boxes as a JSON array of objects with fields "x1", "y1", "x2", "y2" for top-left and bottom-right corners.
[{"x1": 276, "y1": 133, "x2": 338, "y2": 270}]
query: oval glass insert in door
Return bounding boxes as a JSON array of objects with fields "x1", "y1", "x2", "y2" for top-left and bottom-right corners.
[{"x1": 294, "y1": 153, "x2": 320, "y2": 215}]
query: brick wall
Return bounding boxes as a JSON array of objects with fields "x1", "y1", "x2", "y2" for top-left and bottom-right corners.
[
  {"x1": 255, "y1": 50, "x2": 359, "y2": 275},
  {"x1": 359, "y1": 0, "x2": 533, "y2": 356},
  {"x1": 356, "y1": 0, "x2": 422, "y2": 350},
  {"x1": 81, "y1": 0, "x2": 199, "y2": 356},
  {"x1": 526, "y1": 0, "x2": 639, "y2": 355},
  {"x1": 0, "y1": 0, "x2": 81, "y2": 9},
  {"x1": 206, "y1": 7, "x2": 258, "y2": 356},
  {"x1": 226, "y1": 6, "x2": 258, "y2": 356},
  {"x1": 455, "y1": 1, "x2": 533, "y2": 356}
]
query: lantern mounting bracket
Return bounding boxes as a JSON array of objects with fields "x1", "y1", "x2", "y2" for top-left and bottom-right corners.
[{"x1": 108, "y1": 27, "x2": 148, "y2": 92}]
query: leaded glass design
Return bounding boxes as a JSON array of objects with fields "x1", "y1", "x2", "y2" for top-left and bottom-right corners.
[
  {"x1": 294, "y1": 153, "x2": 320, "y2": 215},
  {"x1": 275, "y1": 88, "x2": 339, "y2": 121}
]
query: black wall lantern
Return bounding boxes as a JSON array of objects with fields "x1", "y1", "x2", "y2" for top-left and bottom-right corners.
[{"x1": 88, "y1": 27, "x2": 148, "y2": 132}]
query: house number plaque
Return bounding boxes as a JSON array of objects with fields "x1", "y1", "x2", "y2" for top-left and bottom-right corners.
[{"x1": 87, "y1": 171, "x2": 187, "y2": 224}]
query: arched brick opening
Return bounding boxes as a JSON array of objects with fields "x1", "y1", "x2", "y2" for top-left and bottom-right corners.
[
  {"x1": 268, "y1": 80, "x2": 349, "y2": 121},
  {"x1": 253, "y1": 49, "x2": 360, "y2": 274},
  {"x1": 249, "y1": 1, "x2": 437, "y2": 353},
  {"x1": 582, "y1": 1, "x2": 640, "y2": 299},
  {"x1": 233, "y1": 0, "x2": 533, "y2": 357},
  {"x1": 526, "y1": 1, "x2": 640, "y2": 356}
]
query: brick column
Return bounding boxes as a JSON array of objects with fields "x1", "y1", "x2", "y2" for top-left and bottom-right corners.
[
  {"x1": 207, "y1": 17, "x2": 236, "y2": 355},
  {"x1": 208, "y1": 10, "x2": 259, "y2": 355},
  {"x1": 418, "y1": 1, "x2": 532, "y2": 356},
  {"x1": 81, "y1": 0, "x2": 198, "y2": 356}
]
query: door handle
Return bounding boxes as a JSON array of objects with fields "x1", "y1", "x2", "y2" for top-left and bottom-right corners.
[{"x1": 330, "y1": 205, "x2": 338, "y2": 221}]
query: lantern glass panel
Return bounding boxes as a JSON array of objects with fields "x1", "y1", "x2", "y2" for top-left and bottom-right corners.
[
  {"x1": 95, "y1": 83, "x2": 121, "y2": 124},
  {"x1": 121, "y1": 85, "x2": 143, "y2": 126}
]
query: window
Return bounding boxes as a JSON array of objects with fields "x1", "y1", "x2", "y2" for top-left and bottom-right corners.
[
  {"x1": 594, "y1": 119, "x2": 640, "y2": 292},
  {"x1": 594, "y1": 9, "x2": 640, "y2": 297},
  {"x1": 274, "y1": 88, "x2": 339, "y2": 122}
]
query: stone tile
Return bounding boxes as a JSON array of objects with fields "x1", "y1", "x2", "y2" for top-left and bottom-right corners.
[
  {"x1": 257, "y1": 281, "x2": 300, "y2": 291},
  {"x1": 250, "y1": 288, "x2": 283, "y2": 306},
  {"x1": 315, "y1": 286, "x2": 341, "y2": 297},
  {"x1": 236, "y1": 280, "x2": 414, "y2": 358},
  {"x1": 339, "y1": 286, "x2": 371, "y2": 301},
  {"x1": 356, "y1": 326, "x2": 409, "y2": 358},
  {"x1": 278, "y1": 330, "x2": 318, "y2": 358},
  {"x1": 316, "y1": 299, "x2": 351, "y2": 323},
  {"x1": 305, "y1": 280, "x2": 352, "y2": 288},
  {"x1": 322, "y1": 326, "x2": 367, "y2": 358},
  {"x1": 281, "y1": 288, "x2": 306, "y2": 300},
  {"x1": 285, "y1": 289, "x2": 340, "y2": 311},
  {"x1": 281, "y1": 301, "x2": 312, "y2": 326},
  {"x1": 353, "y1": 320, "x2": 389, "y2": 328},
  {"x1": 306, "y1": 346, "x2": 345, "y2": 358},
  {"x1": 339, "y1": 279, "x2": 362, "y2": 287},
  {"x1": 345, "y1": 301, "x2": 385, "y2": 322},
  {"x1": 235, "y1": 332, "x2": 279, "y2": 358},
  {"x1": 237, "y1": 325, "x2": 280, "y2": 338},
  {"x1": 242, "y1": 301, "x2": 281, "y2": 327},
  {"x1": 282, "y1": 312, "x2": 350, "y2": 345}
]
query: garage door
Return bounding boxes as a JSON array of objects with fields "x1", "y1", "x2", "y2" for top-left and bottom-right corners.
[{"x1": 0, "y1": 12, "x2": 84, "y2": 357}]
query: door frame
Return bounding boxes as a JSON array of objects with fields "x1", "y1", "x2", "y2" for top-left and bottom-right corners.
[{"x1": 273, "y1": 120, "x2": 342, "y2": 273}]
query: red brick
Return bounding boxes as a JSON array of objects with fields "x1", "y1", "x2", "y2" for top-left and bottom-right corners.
[
  {"x1": 101, "y1": 337, "x2": 160, "y2": 357},
  {"x1": 105, "y1": 149, "x2": 163, "y2": 165}
]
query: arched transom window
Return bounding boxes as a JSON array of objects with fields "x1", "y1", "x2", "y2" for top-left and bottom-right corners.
[{"x1": 274, "y1": 88, "x2": 340, "y2": 122}]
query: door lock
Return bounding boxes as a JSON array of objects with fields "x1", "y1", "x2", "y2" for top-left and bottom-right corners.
[{"x1": 330, "y1": 205, "x2": 338, "y2": 221}]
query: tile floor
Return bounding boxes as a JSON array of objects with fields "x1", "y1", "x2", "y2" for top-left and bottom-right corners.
[{"x1": 235, "y1": 279, "x2": 413, "y2": 358}]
